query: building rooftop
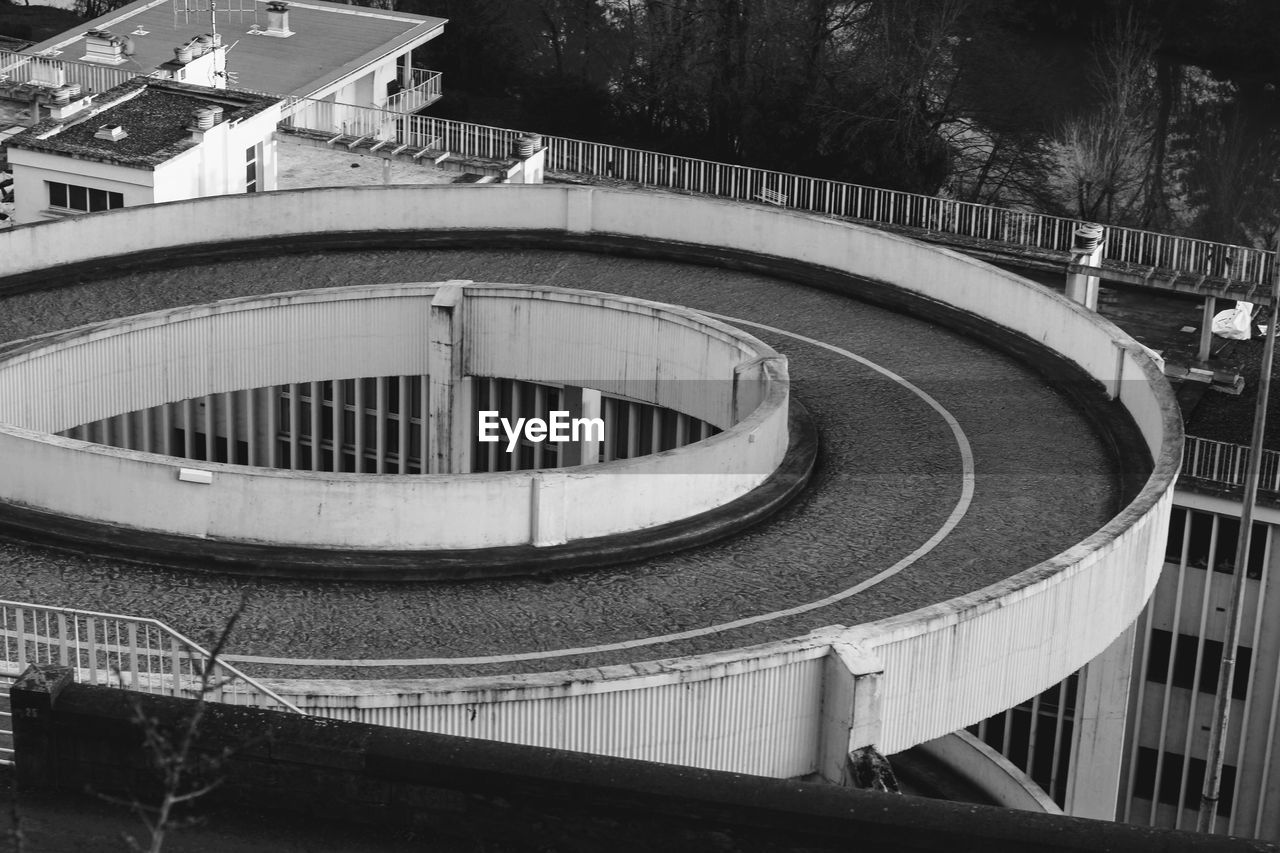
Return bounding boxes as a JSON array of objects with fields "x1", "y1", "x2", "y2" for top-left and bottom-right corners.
[
  {"x1": 24, "y1": 0, "x2": 446, "y2": 99},
  {"x1": 5, "y1": 78, "x2": 278, "y2": 168}
]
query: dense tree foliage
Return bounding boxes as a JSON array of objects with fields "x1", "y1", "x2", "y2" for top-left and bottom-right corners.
[
  {"x1": 394, "y1": 0, "x2": 1276, "y2": 244},
  {"x1": 5, "y1": 0, "x2": 1273, "y2": 243}
]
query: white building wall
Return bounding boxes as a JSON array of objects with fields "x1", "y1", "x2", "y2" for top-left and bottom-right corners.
[
  {"x1": 153, "y1": 103, "x2": 282, "y2": 201},
  {"x1": 7, "y1": 148, "x2": 154, "y2": 225},
  {"x1": 9, "y1": 98, "x2": 280, "y2": 221},
  {"x1": 1119, "y1": 490, "x2": 1280, "y2": 839}
]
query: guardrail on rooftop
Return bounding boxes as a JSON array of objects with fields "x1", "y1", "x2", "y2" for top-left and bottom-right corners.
[
  {"x1": 279, "y1": 102, "x2": 1276, "y2": 289},
  {"x1": 7, "y1": 47, "x2": 1272, "y2": 289},
  {"x1": 0, "y1": 49, "x2": 136, "y2": 95},
  {"x1": 0, "y1": 599, "x2": 305, "y2": 712},
  {"x1": 1181, "y1": 434, "x2": 1280, "y2": 494}
]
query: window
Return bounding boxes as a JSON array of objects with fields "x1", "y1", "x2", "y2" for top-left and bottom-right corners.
[
  {"x1": 1171, "y1": 509, "x2": 1267, "y2": 578},
  {"x1": 1133, "y1": 747, "x2": 1236, "y2": 817},
  {"x1": 1146, "y1": 629, "x2": 1252, "y2": 701},
  {"x1": 46, "y1": 181, "x2": 123, "y2": 213},
  {"x1": 245, "y1": 144, "x2": 259, "y2": 193},
  {"x1": 1210, "y1": 515, "x2": 1267, "y2": 578}
]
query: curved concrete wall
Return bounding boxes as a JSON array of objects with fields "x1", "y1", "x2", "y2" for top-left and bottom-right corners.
[
  {"x1": 0, "y1": 186, "x2": 1181, "y2": 776},
  {"x1": 0, "y1": 281, "x2": 788, "y2": 549}
]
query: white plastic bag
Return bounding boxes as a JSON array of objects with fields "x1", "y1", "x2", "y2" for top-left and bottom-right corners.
[{"x1": 1212, "y1": 302, "x2": 1253, "y2": 340}]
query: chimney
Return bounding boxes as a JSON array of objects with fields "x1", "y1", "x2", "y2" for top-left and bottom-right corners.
[
  {"x1": 264, "y1": 1, "x2": 293, "y2": 37},
  {"x1": 82, "y1": 30, "x2": 127, "y2": 65},
  {"x1": 48, "y1": 84, "x2": 89, "y2": 120},
  {"x1": 93, "y1": 124, "x2": 128, "y2": 142}
]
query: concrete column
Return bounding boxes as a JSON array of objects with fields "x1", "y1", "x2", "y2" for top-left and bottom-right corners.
[
  {"x1": 1064, "y1": 623, "x2": 1137, "y2": 820},
  {"x1": 11, "y1": 664, "x2": 75, "y2": 791},
  {"x1": 511, "y1": 148, "x2": 546, "y2": 185},
  {"x1": 1198, "y1": 296, "x2": 1217, "y2": 363},
  {"x1": 731, "y1": 357, "x2": 769, "y2": 425},
  {"x1": 816, "y1": 642, "x2": 884, "y2": 786},
  {"x1": 400, "y1": 52, "x2": 413, "y2": 89},
  {"x1": 560, "y1": 386, "x2": 603, "y2": 467},
  {"x1": 428, "y1": 282, "x2": 469, "y2": 474},
  {"x1": 1065, "y1": 224, "x2": 1105, "y2": 311}
]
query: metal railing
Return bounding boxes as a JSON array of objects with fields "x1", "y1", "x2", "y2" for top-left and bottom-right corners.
[
  {"x1": 0, "y1": 49, "x2": 137, "y2": 95},
  {"x1": 1181, "y1": 435, "x2": 1280, "y2": 494},
  {"x1": 5, "y1": 47, "x2": 1272, "y2": 286},
  {"x1": 283, "y1": 104, "x2": 1277, "y2": 288},
  {"x1": 384, "y1": 68, "x2": 442, "y2": 115},
  {"x1": 0, "y1": 599, "x2": 304, "y2": 712}
]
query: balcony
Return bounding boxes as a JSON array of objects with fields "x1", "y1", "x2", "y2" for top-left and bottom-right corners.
[{"x1": 382, "y1": 68, "x2": 441, "y2": 116}]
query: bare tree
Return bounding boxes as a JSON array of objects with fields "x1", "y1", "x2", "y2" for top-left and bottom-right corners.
[
  {"x1": 1049, "y1": 11, "x2": 1158, "y2": 222},
  {"x1": 102, "y1": 600, "x2": 250, "y2": 853}
]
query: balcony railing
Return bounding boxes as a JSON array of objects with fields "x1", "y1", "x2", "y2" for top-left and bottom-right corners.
[
  {"x1": 383, "y1": 68, "x2": 442, "y2": 115},
  {"x1": 1181, "y1": 435, "x2": 1280, "y2": 494}
]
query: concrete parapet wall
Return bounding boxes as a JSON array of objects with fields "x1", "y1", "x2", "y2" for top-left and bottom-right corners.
[
  {"x1": 15, "y1": 671, "x2": 1272, "y2": 853},
  {"x1": 0, "y1": 281, "x2": 788, "y2": 550}
]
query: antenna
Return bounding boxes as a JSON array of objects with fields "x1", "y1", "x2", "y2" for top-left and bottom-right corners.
[{"x1": 172, "y1": 0, "x2": 258, "y2": 30}]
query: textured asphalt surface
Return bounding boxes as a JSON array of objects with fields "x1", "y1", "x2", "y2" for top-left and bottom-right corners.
[{"x1": 0, "y1": 247, "x2": 1123, "y2": 680}]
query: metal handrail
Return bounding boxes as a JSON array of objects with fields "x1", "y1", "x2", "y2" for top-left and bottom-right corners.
[
  {"x1": 8, "y1": 47, "x2": 1273, "y2": 287},
  {"x1": 1181, "y1": 435, "x2": 1280, "y2": 493},
  {"x1": 284, "y1": 103, "x2": 1275, "y2": 287},
  {"x1": 384, "y1": 70, "x2": 443, "y2": 115},
  {"x1": 0, "y1": 598, "x2": 304, "y2": 714},
  {"x1": 0, "y1": 48, "x2": 135, "y2": 94}
]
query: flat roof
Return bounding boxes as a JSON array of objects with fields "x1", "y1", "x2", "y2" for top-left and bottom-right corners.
[
  {"x1": 25, "y1": 0, "x2": 446, "y2": 99},
  {"x1": 6, "y1": 78, "x2": 280, "y2": 168}
]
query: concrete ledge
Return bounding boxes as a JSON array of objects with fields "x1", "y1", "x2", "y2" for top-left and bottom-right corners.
[
  {"x1": 0, "y1": 402, "x2": 816, "y2": 581},
  {"x1": 15, "y1": 677, "x2": 1274, "y2": 853}
]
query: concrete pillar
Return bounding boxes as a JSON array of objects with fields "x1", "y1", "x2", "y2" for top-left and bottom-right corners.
[
  {"x1": 10, "y1": 664, "x2": 75, "y2": 791},
  {"x1": 816, "y1": 642, "x2": 884, "y2": 786},
  {"x1": 511, "y1": 147, "x2": 546, "y2": 185},
  {"x1": 400, "y1": 52, "x2": 413, "y2": 89},
  {"x1": 560, "y1": 386, "x2": 603, "y2": 467},
  {"x1": 1065, "y1": 223, "x2": 1105, "y2": 311},
  {"x1": 1065, "y1": 623, "x2": 1137, "y2": 820},
  {"x1": 1198, "y1": 296, "x2": 1217, "y2": 363},
  {"x1": 732, "y1": 357, "x2": 770, "y2": 425},
  {"x1": 428, "y1": 282, "x2": 470, "y2": 474}
]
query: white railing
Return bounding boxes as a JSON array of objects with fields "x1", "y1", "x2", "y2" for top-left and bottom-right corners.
[
  {"x1": 4, "y1": 48, "x2": 1273, "y2": 286},
  {"x1": 281, "y1": 105, "x2": 1276, "y2": 288},
  {"x1": 1181, "y1": 435, "x2": 1280, "y2": 493},
  {"x1": 0, "y1": 49, "x2": 136, "y2": 95},
  {"x1": 0, "y1": 600, "x2": 304, "y2": 713},
  {"x1": 384, "y1": 68, "x2": 442, "y2": 115}
]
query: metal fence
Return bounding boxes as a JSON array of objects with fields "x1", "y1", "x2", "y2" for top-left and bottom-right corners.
[
  {"x1": 1181, "y1": 435, "x2": 1280, "y2": 493},
  {"x1": 283, "y1": 105, "x2": 1279, "y2": 288},
  {"x1": 0, "y1": 49, "x2": 137, "y2": 95},
  {"x1": 7, "y1": 49, "x2": 1272, "y2": 286},
  {"x1": 0, "y1": 599, "x2": 303, "y2": 712}
]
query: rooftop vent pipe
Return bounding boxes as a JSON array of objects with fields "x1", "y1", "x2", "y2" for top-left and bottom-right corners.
[
  {"x1": 1073, "y1": 223, "x2": 1105, "y2": 253},
  {"x1": 189, "y1": 105, "x2": 223, "y2": 131},
  {"x1": 94, "y1": 124, "x2": 127, "y2": 142}
]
